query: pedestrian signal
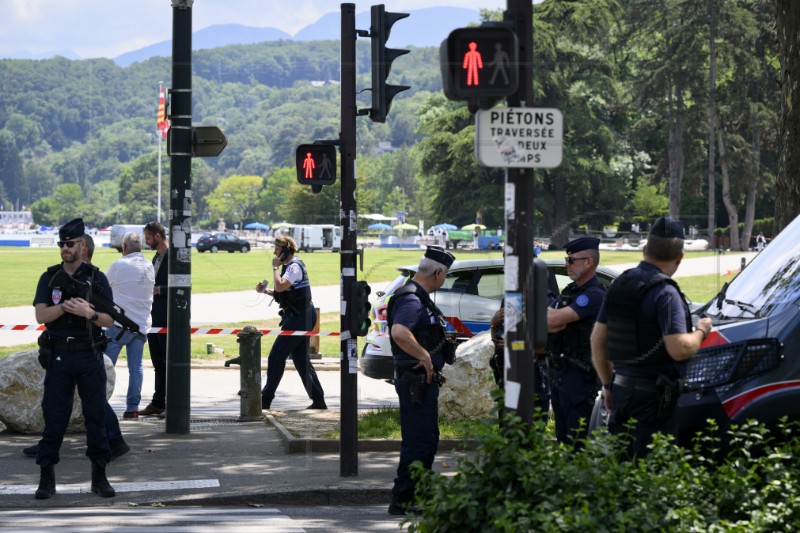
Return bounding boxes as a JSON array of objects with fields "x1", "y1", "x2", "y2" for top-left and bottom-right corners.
[
  {"x1": 441, "y1": 26, "x2": 519, "y2": 101},
  {"x1": 349, "y1": 281, "x2": 372, "y2": 337},
  {"x1": 295, "y1": 145, "x2": 337, "y2": 186}
]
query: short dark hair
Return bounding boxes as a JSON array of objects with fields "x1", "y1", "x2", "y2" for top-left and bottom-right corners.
[
  {"x1": 645, "y1": 234, "x2": 683, "y2": 261},
  {"x1": 144, "y1": 221, "x2": 166, "y2": 239}
]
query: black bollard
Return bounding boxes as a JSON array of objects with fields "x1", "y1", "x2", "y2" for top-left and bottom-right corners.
[{"x1": 234, "y1": 326, "x2": 263, "y2": 421}]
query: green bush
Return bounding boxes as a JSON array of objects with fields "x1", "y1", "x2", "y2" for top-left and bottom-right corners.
[{"x1": 406, "y1": 413, "x2": 800, "y2": 532}]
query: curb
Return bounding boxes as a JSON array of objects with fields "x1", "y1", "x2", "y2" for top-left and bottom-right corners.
[{"x1": 265, "y1": 414, "x2": 477, "y2": 454}]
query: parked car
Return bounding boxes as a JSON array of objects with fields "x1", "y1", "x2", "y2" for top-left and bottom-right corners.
[
  {"x1": 589, "y1": 213, "x2": 800, "y2": 445},
  {"x1": 360, "y1": 258, "x2": 620, "y2": 382},
  {"x1": 196, "y1": 232, "x2": 251, "y2": 253}
]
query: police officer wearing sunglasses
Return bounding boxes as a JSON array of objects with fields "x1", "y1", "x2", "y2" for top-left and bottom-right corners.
[
  {"x1": 547, "y1": 237, "x2": 606, "y2": 445},
  {"x1": 32, "y1": 218, "x2": 116, "y2": 499}
]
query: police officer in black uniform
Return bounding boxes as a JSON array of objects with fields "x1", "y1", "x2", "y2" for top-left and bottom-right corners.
[
  {"x1": 548, "y1": 237, "x2": 606, "y2": 444},
  {"x1": 32, "y1": 218, "x2": 116, "y2": 499},
  {"x1": 386, "y1": 245, "x2": 456, "y2": 515},
  {"x1": 591, "y1": 216, "x2": 712, "y2": 458},
  {"x1": 258, "y1": 235, "x2": 326, "y2": 410}
]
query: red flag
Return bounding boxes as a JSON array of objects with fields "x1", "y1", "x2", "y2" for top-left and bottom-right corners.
[{"x1": 157, "y1": 84, "x2": 169, "y2": 138}]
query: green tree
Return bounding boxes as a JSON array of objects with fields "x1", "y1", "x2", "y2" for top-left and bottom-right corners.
[
  {"x1": 630, "y1": 182, "x2": 669, "y2": 223},
  {"x1": 205, "y1": 175, "x2": 264, "y2": 229}
]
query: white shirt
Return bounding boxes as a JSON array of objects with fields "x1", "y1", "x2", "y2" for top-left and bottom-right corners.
[{"x1": 106, "y1": 251, "x2": 156, "y2": 333}]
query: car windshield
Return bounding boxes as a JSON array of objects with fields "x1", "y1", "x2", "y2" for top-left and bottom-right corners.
[{"x1": 704, "y1": 214, "x2": 800, "y2": 319}]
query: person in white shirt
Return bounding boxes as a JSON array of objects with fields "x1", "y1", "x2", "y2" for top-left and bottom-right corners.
[{"x1": 104, "y1": 232, "x2": 155, "y2": 419}]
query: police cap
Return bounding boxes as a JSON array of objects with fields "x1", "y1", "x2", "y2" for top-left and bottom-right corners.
[
  {"x1": 650, "y1": 216, "x2": 685, "y2": 239},
  {"x1": 59, "y1": 218, "x2": 85, "y2": 241},
  {"x1": 424, "y1": 245, "x2": 455, "y2": 269},
  {"x1": 564, "y1": 237, "x2": 600, "y2": 254}
]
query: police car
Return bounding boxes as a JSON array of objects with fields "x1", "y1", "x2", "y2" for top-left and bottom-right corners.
[{"x1": 361, "y1": 258, "x2": 620, "y2": 382}]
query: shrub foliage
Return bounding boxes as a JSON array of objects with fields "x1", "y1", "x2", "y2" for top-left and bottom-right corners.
[{"x1": 407, "y1": 411, "x2": 800, "y2": 532}]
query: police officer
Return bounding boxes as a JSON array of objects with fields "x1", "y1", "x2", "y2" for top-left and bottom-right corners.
[
  {"x1": 386, "y1": 245, "x2": 455, "y2": 515},
  {"x1": 32, "y1": 218, "x2": 116, "y2": 499},
  {"x1": 258, "y1": 235, "x2": 326, "y2": 410},
  {"x1": 591, "y1": 216, "x2": 713, "y2": 458},
  {"x1": 548, "y1": 237, "x2": 606, "y2": 444}
]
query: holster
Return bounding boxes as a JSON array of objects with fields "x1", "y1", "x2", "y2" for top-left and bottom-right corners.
[
  {"x1": 442, "y1": 338, "x2": 457, "y2": 365},
  {"x1": 656, "y1": 374, "x2": 680, "y2": 421},
  {"x1": 37, "y1": 332, "x2": 53, "y2": 371},
  {"x1": 401, "y1": 370, "x2": 428, "y2": 405}
]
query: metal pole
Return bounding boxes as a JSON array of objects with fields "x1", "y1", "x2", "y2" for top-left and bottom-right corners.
[
  {"x1": 503, "y1": 0, "x2": 536, "y2": 425},
  {"x1": 165, "y1": 0, "x2": 193, "y2": 435},
  {"x1": 339, "y1": 2, "x2": 359, "y2": 477}
]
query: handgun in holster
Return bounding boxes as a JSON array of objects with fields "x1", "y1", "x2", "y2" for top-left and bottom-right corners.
[
  {"x1": 402, "y1": 370, "x2": 428, "y2": 405},
  {"x1": 656, "y1": 374, "x2": 680, "y2": 421},
  {"x1": 37, "y1": 332, "x2": 53, "y2": 371}
]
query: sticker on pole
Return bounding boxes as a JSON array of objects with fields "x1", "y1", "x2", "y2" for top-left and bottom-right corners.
[{"x1": 475, "y1": 107, "x2": 562, "y2": 168}]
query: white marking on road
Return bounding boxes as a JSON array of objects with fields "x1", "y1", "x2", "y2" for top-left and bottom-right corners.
[{"x1": 0, "y1": 478, "x2": 219, "y2": 495}]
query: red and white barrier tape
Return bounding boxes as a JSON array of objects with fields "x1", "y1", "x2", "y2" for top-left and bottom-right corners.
[{"x1": 0, "y1": 325, "x2": 339, "y2": 336}]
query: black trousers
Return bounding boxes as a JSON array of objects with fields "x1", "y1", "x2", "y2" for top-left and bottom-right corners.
[{"x1": 146, "y1": 332, "x2": 167, "y2": 409}]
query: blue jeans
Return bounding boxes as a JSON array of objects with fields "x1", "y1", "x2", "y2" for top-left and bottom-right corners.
[{"x1": 104, "y1": 325, "x2": 146, "y2": 413}]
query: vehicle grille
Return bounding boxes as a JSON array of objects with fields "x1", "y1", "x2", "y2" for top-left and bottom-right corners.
[{"x1": 683, "y1": 338, "x2": 783, "y2": 392}]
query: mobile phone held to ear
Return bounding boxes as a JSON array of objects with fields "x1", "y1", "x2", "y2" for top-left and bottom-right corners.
[{"x1": 279, "y1": 248, "x2": 289, "y2": 262}]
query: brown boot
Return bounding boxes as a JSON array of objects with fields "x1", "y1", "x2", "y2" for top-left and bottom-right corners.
[
  {"x1": 34, "y1": 464, "x2": 56, "y2": 499},
  {"x1": 91, "y1": 462, "x2": 116, "y2": 498}
]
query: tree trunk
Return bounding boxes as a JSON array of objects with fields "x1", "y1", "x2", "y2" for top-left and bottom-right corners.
[
  {"x1": 707, "y1": 0, "x2": 717, "y2": 237},
  {"x1": 716, "y1": 116, "x2": 741, "y2": 251},
  {"x1": 667, "y1": 88, "x2": 685, "y2": 218},
  {"x1": 741, "y1": 123, "x2": 761, "y2": 250},
  {"x1": 551, "y1": 171, "x2": 569, "y2": 247},
  {"x1": 774, "y1": 0, "x2": 800, "y2": 233}
]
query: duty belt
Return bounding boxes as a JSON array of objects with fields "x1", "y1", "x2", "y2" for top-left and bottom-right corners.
[
  {"x1": 50, "y1": 337, "x2": 100, "y2": 352},
  {"x1": 613, "y1": 374, "x2": 659, "y2": 392}
]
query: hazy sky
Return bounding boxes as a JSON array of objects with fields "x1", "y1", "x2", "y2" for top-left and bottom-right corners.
[{"x1": 0, "y1": 1, "x2": 508, "y2": 59}]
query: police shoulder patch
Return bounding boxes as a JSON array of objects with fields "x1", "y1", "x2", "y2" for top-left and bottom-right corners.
[{"x1": 575, "y1": 294, "x2": 590, "y2": 308}]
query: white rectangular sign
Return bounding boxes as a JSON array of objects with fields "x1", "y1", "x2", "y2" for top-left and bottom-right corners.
[{"x1": 475, "y1": 107, "x2": 563, "y2": 168}]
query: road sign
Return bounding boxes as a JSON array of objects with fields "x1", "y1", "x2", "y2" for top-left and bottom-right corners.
[
  {"x1": 193, "y1": 126, "x2": 228, "y2": 157},
  {"x1": 475, "y1": 108, "x2": 563, "y2": 168}
]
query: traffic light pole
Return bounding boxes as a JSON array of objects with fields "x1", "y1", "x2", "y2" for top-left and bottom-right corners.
[
  {"x1": 339, "y1": 2, "x2": 359, "y2": 477},
  {"x1": 503, "y1": 0, "x2": 537, "y2": 425},
  {"x1": 166, "y1": 0, "x2": 193, "y2": 435}
]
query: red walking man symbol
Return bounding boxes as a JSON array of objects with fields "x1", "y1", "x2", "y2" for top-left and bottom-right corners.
[
  {"x1": 463, "y1": 41, "x2": 483, "y2": 86},
  {"x1": 303, "y1": 152, "x2": 315, "y2": 179}
]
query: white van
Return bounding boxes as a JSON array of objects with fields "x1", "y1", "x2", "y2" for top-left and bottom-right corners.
[
  {"x1": 109, "y1": 224, "x2": 144, "y2": 252},
  {"x1": 291, "y1": 224, "x2": 341, "y2": 252}
]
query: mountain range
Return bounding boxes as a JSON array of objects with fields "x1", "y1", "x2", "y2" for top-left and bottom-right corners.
[{"x1": 8, "y1": 7, "x2": 486, "y2": 66}]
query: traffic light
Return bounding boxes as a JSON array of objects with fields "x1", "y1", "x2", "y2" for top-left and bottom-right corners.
[
  {"x1": 349, "y1": 281, "x2": 372, "y2": 337},
  {"x1": 295, "y1": 144, "x2": 337, "y2": 186},
  {"x1": 441, "y1": 25, "x2": 519, "y2": 103},
  {"x1": 370, "y1": 4, "x2": 410, "y2": 123}
]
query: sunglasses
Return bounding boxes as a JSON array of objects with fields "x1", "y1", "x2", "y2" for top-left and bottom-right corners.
[
  {"x1": 565, "y1": 256, "x2": 590, "y2": 265},
  {"x1": 57, "y1": 240, "x2": 79, "y2": 248}
]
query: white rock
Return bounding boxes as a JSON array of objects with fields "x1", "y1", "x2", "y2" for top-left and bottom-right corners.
[
  {"x1": 440, "y1": 333, "x2": 497, "y2": 421},
  {"x1": 0, "y1": 348, "x2": 115, "y2": 435}
]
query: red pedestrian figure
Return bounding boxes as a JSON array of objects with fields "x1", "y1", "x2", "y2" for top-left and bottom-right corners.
[
  {"x1": 303, "y1": 152, "x2": 315, "y2": 179},
  {"x1": 463, "y1": 41, "x2": 483, "y2": 86}
]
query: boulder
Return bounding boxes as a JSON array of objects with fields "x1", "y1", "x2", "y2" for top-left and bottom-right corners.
[
  {"x1": 440, "y1": 333, "x2": 497, "y2": 421},
  {"x1": 0, "y1": 349, "x2": 115, "y2": 434}
]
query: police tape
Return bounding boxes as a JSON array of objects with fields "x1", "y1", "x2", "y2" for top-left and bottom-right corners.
[{"x1": 0, "y1": 324, "x2": 340, "y2": 336}]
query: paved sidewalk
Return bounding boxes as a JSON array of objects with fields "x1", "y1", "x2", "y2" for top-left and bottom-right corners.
[{"x1": 0, "y1": 365, "x2": 458, "y2": 509}]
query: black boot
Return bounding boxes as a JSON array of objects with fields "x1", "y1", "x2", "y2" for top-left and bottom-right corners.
[
  {"x1": 34, "y1": 464, "x2": 56, "y2": 499},
  {"x1": 91, "y1": 462, "x2": 116, "y2": 498}
]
